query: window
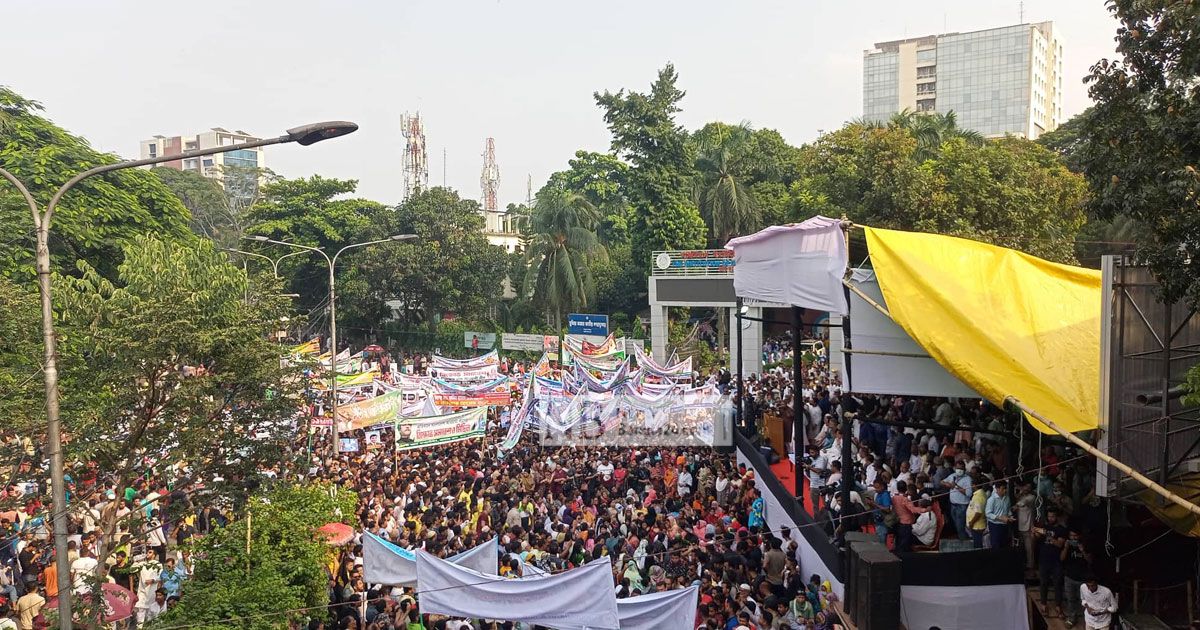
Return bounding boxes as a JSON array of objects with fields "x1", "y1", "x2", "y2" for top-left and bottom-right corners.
[
  {"x1": 917, "y1": 82, "x2": 936, "y2": 94},
  {"x1": 917, "y1": 98, "x2": 936, "y2": 112},
  {"x1": 917, "y1": 65, "x2": 936, "y2": 79},
  {"x1": 202, "y1": 158, "x2": 214, "y2": 167},
  {"x1": 148, "y1": 145, "x2": 157, "y2": 158},
  {"x1": 916, "y1": 48, "x2": 936, "y2": 63}
]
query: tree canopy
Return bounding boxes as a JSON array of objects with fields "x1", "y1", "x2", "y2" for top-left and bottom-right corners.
[
  {"x1": 595, "y1": 65, "x2": 707, "y2": 268},
  {"x1": 0, "y1": 86, "x2": 192, "y2": 282},
  {"x1": 1075, "y1": 0, "x2": 1200, "y2": 305}
]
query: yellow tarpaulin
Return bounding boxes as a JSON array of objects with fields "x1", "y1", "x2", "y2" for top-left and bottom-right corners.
[{"x1": 864, "y1": 227, "x2": 1102, "y2": 434}]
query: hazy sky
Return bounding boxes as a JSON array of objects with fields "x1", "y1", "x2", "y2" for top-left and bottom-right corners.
[{"x1": 5, "y1": 0, "x2": 1119, "y2": 207}]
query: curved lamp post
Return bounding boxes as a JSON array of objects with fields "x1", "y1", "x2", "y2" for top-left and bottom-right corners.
[
  {"x1": 245, "y1": 234, "x2": 418, "y2": 459},
  {"x1": 0, "y1": 120, "x2": 357, "y2": 629}
]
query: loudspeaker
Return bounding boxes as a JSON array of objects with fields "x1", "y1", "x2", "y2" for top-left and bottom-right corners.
[
  {"x1": 854, "y1": 549, "x2": 902, "y2": 630},
  {"x1": 846, "y1": 539, "x2": 886, "y2": 624}
]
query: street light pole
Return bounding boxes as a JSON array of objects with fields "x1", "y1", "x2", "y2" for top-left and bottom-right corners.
[
  {"x1": 247, "y1": 234, "x2": 417, "y2": 460},
  {"x1": 735, "y1": 297, "x2": 744, "y2": 432},
  {"x1": 222, "y1": 247, "x2": 312, "y2": 278},
  {"x1": 0, "y1": 120, "x2": 357, "y2": 630}
]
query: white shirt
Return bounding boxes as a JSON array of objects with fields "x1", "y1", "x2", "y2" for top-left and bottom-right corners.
[
  {"x1": 808, "y1": 455, "x2": 829, "y2": 488},
  {"x1": 136, "y1": 565, "x2": 160, "y2": 610},
  {"x1": 1081, "y1": 583, "x2": 1117, "y2": 628},
  {"x1": 70, "y1": 556, "x2": 99, "y2": 594},
  {"x1": 596, "y1": 462, "x2": 614, "y2": 481},
  {"x1": 677, "y1": 471, "x2": 693, "y2": 495}
]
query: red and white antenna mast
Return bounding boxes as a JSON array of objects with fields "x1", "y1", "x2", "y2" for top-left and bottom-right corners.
[
  {"x1": 480, "y1": 137, "x2": 500, "y2": 214},
  {"x1": 401, "y1": 112, "x2": 428, "y2": 200}
]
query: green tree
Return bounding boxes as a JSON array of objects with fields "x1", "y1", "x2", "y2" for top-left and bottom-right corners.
[
  {"x1": 46, "y1": 235, "x2": 302, "y2": 565},
  {"x1": 1076, "y1": 0, "x2": 1200, "y2": 305},
  {"x1": 0, "y1": 276, "x2": 42, "y2": 438},
  {"x1": 153, "y1": 483, "x2": 358, "y2": 630},
  {"x1": 595, "y1": 65, "x2": 707, "y2": 269},
  {"x1": 244, "y1": 175, "x2": 389, "y2": 336},
  {"x1": 544, "y1": 150, "x2": 632, "y2": 246},
  {"x1": 792, "y1": 122, "x2": 1085, "y2": 262},
  {"x1": 0, "y1": 87, "x2": 191, "y2": 282},
  {"x1": 154, "y1": 165, "x2": 275, "y2": 251},
  {"x1": 352, "y1": 187, "x2": 508, "y2": 334},
  {"x1": 1036, "y1": 107, "x2": 1093, "y2": 173},
  {"x1": 523, "y1": 187, "x2": 605, "y2": 329},
  {"x1": 693, "y1": 122, "x2": 760, "y2": 244},
  {"x1": 867, "y1": 109, "x2": 985, "y2": 161}
]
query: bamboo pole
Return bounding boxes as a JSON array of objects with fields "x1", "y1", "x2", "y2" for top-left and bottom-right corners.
[
  {"x1": 246, "y1": 509, "x2": 252, "y2": 575},
  {"x1": 1008, "y1": 396, "x2": 1200, "y2": 517},
  {"x1": 841, "y1": 279, "x2": 892, "y2": 319}
]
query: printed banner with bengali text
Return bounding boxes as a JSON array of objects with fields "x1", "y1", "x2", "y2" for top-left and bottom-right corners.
[{"x1": 394, "y1": 407, "x2": 487, "y2": 450}]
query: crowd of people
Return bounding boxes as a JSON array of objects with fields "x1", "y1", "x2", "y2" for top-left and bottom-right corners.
[
  {"x1": 0, "y1": 331, "x2": 1123, "y2": 630},
  {"x1": 733, "y1": 331, "x2": 1117, "y2": 628}
]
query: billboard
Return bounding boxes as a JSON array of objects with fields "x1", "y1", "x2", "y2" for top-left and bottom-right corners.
[
  {"x1": 502, "y1": 333, "x2": 559, "y2": 352},
  {"x1": 567, "y1": 313, "x2": 609, "y2": 336},
  {"x1": 464, "y1": 332, "x2": 497, "y2": 350}
]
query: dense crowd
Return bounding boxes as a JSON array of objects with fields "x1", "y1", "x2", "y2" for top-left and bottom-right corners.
[
  {"x1": 734, "y1": 332, "x2": 1116, "y2": 628},
  {"x1": 0, "y1": 334, "x2": 1121, "y2": 630},
  {"x1": 316, "y1": 412, "x2": 842, "y2": 629}
]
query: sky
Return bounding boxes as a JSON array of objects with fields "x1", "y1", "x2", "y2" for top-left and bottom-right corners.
[{"x1": 4, "y1": 0, "x2": 1120, "y2": 207}]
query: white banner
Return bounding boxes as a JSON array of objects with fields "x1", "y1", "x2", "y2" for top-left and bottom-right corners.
[
  {"x1": 428, "y1": 363, "x2": 499, "y2": 384},
  {"x1": 502, "y1": 333, "x2": 548, "y2": 352},
  {"x1": 432, "y1": 350, "x2": 499, "y2": 369},
  {"x1": 416, "y1": 551, "x2": 619, "y2": 630},
  {"x1": 363, "y1": 534, "x2": 498, "y2": 587},
  {"x1": 614, "y1": 586, "x2": 699, "y2": 630}
]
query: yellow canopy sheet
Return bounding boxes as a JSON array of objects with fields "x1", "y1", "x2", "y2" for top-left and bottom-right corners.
[{"x1": 864, "y1": 227, "x2": 1102, "y2": 434}]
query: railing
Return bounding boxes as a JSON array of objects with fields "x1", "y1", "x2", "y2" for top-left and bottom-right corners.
[{"x1": 650, "y1": 249, "x2": 736, "y2": 276}]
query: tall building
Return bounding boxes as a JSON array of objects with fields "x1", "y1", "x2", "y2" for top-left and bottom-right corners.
[
  {"x1": 862, "y1": 22, "x2": 1062, "y2": 139},
  {"x1": 139, "y1": 128, "x2": 265, "y2": 185}
]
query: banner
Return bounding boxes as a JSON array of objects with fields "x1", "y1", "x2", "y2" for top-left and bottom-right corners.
[
  {"x1": 364, "y1": 534, "x2": 498, "y2": 587},
  {"x1": 501, "y1": 333, "x2": 545, "y2": 352},
  {"x1": 630, "y1": 342, "x2": 692, "y2": 379},
  {"x1": 394, "y1": 407, "x2": 486, "y2": 450},
  {"x1": 499, "y1": 386, "x2": 534, "y2": 451},
  {"x1": 541, "y1": 397, "x2": 723, "y2": 447},
  {"x1": 393, "y1": 373, "x2": 432, "y2": 389},
  {"x1": 291, "y1": 338, "x2": 320, "y2": 355},
  {"x1": 429, "y1": 363, "x2": 499, "y2": 384},
  {"x1": 432, "y1": 375, "x2": 511, "y2": 395},
  {"x1": 433, "y1": 350, "x2": 499, "y2": 369},
  {"x1": 434, "y1": 391, "x2": 511, "y2": 408},
  {"x1": 335, "y1": 390, "x2": 406, "y2": 432},
  {"x1": 464, "y1": 331, "x2": 497, "y2": 350},
  {"x1": 415, "y1": 551, "x2": 619, "y2": 630},
  {"x1": 616, "y1": 585, "x2": 700, "y2": 630}
]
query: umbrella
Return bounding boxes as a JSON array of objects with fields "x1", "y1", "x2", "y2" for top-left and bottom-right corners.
[
  {"x1": 49, "y1": 583, "x2": 136, "y2": 622},
  {"x1": 363, "y1": 344, "x2": 385, "y2": 354},
  {"x1": 317, "y1": 522, "x2": 355, "y2": 546}
]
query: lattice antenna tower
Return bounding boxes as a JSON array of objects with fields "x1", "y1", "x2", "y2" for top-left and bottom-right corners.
[
  {"x1": 480, "y1": 137, "x2": 500, "y2": 214},
  {"x1": 401, "y1": 112, "x2": 428, "y2": 200}
]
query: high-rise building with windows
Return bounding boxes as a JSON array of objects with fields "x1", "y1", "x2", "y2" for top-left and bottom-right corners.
[
  {"x1": 139, "y1": 127, "x2": 265, "y2": 186},
  {"x1": 862, "y1": 22, "x2": 1062, "y2": 139}
]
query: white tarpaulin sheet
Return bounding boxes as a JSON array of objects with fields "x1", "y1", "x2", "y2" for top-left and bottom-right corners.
[
  {"x1": 900, "y1": 584, "x2": 1029, "y2": 630},
  {"x1": 725, "y1": 215, "x2": 849, "y2": 315},
  {"x1": 416, "y1": 550, "x2": 620, "y2": 630},
  {"x1": 614, "y1": 585, "x2": 699, "y2": 630},
  {"x1": 362, "y1": 534, "x2": 497, "y2": 587},
  {"x1": 839, "y1": 270, "x2": 977, "y2": 398}
]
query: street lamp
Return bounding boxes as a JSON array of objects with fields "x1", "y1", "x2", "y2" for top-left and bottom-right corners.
[
  {"x1": 222, "y1": 247, "x2": 313, "y2": 278},
  {"x1": 245, "y1": 233, "x2": 418, "y2": 458},
  {"x1": 0, "y1": 119, "x2": 357, "y2": 629}
]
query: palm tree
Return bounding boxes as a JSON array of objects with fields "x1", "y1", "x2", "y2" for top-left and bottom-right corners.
[
  {"x1": 695, "y1": 123, "x2": 759, "y2": 245},
  {"x1": 523, "y1": 188, "x2": 605, "y2": 330},
  {"x1": 886, "y1": 109, "x2": 984, "y2": 161}
]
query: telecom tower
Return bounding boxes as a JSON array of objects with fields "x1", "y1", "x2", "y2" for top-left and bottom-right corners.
[
  {"x1": 480, "y1": 138, "x2": 500, "y2": 216},
  {"x1": 401, "y1": 113, "x2": 428, "y2": 200}
]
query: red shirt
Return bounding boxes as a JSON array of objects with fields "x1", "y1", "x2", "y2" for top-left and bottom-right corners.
[{"x1": 892, "y1": 493, "x2": 928, "y2": 525}]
